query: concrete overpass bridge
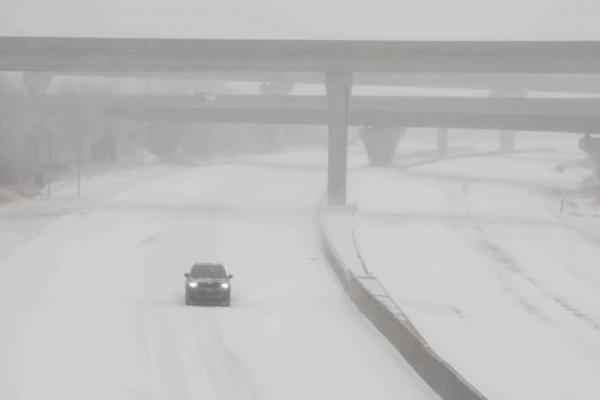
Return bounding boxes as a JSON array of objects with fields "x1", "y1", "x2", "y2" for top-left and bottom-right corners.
[
  {"x1": 46, "y1": 71, "x2": 600, "y2": 94},
  {"x1": 49, "y1": 93, "x2": 600, "y2": 133},
  {"x1": 48, "y1": 93, "x2": 600, "y2": 168},
  {"x1": 3, "y1": 37, "x2": 600, "y2": 204}
]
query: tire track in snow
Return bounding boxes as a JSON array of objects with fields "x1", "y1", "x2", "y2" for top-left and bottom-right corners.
[
  {"x1": 395, "y1": 160, "x2": 600, "y2": 334},
  {"x1": 453, "y1": 181, "x2": 600, "y2": 332},
  {"x1": 476, "y1": 227, "x2": 600, "y2": 332},
  {"x1": 141, "y1": 217, "x2": 209, "y2": 400},
  {"x1": 444, "y1": 181, "x2": 555, "y2": 325},
  {"x1": 139, "y1": 201, "x2": 275, "y2": 400},
  {"x1": 471, "y1": 225, "x2": 557, "y2": 327},
  {"x1": 188, "y1": 312, "x2": 260, "y2": 400},
  {"x1": 439, "y1": 179, "x2": 596, "y2": 330}
]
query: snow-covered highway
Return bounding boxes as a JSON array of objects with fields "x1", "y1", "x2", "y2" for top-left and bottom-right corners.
[
  {"x1": 347, "y1": 133, "x2": 600, "y2": 399},
  {"x1": 0, "y1": 158, "x2": 438, "y2": 400},
  {"x1": 3, "y1": 133, "x2": 598, "y2": 400}
]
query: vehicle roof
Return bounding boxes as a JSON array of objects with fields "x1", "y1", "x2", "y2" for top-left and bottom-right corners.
[
  {"x1": 190, "y1": 263, "x2": 226, "y2": 278},
  {"x1": 192, "y1": 262, "x2": 224, "y2": 269}
]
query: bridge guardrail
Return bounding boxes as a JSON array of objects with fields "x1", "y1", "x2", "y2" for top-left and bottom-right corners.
[{"x1": 318, "y1": 206, "x2": 487, "y2": 400}]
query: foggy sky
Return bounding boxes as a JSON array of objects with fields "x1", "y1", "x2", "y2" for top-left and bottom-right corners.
[{"x1": 1, "y1": 0, "x2": 600, "y2": 40}]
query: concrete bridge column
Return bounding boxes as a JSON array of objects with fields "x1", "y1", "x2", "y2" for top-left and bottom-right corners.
[
  {"x1": 499, "y1": 129, "x2": 515, "y2": 152},
  {"x1": 490, "y1": 89, "x2": 526, "y2": 152},
  {"x1": 325, "y1": 71, "x2": 353, "y2": 206},
  {"x1": 437, "y1": 128, "x2": 448, "y2": 157},
  {"x1": 359, "y1": 125, "x2": 404, "y2": 167}
]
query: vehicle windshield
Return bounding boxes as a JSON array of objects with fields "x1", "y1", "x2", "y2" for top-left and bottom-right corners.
[{"x1": 190, "y1": 265, "x2": 226, "y2": 279}]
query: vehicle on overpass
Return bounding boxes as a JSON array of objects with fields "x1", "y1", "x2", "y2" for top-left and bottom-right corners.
[{"x1": 184, "y1": 263, "x2": 233, "y2": 306}]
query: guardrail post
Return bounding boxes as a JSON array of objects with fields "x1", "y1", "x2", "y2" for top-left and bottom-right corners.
[{"x1": 326, "y1": 71, "x2": 353, "y2": 206}]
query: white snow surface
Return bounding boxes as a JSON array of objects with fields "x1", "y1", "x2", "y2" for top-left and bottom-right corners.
[
  {"x1": 0, "y1": 154, "x2": 438, "y2": 400},
  {"x1": 343, "y1": 132, "x2": 600, "y2": 400}
]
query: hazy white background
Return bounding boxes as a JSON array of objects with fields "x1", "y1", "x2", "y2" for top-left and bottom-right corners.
[{"x1": 1, "y1": 0, "x2": 600, "y2": 40}]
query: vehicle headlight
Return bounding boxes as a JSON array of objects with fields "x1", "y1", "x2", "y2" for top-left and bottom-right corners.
[
  {"x1": 220, "y1": 282, "x2": 230, "y2": 289},
  {"x1": 188, "y1": 281, "x2": 199, "y2": 288}
]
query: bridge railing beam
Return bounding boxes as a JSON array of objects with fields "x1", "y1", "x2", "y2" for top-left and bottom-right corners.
[{"x1": 325, "y1": 71, "x2": 353, "y2": 206}]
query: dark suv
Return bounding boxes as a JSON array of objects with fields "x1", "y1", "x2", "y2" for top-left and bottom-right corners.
[{"x1": 184, "y1": 263, "x2": 233, "y2": 306}]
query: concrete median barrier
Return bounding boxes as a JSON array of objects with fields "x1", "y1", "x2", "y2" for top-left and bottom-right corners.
[{"x1": 318, "y1": 207, "x2": 487, "y2": 400}]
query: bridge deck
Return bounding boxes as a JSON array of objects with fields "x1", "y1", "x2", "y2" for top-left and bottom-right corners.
[{"x1": 3, "y1": 37, "x2": 600, "y2": 73}]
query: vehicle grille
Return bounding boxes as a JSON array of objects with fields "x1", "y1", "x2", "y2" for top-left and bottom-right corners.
[{"x1": 200, "y1": 282, "x2": 222, "y2": 289}]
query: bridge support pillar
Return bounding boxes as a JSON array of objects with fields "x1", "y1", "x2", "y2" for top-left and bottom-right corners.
[
  {"x1": 359, "y1": 125, "x2": 404, "y2": 167},
  {"x1": 437, "y1": 128, "x2": 448, "y2": 157},
  {"x1": 326, "y1": 71, "x2": 353, "y2": 206},
  {"x1": 499, "y1": 130, "x2": 515, "y2": 152},
  {"x1": 490, "y1": 89, "x2": 525, "y2": 153}
]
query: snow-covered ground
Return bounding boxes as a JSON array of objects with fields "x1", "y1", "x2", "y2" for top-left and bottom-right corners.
[
  {"x1": 0, "y1": 154, "x2": 437, "y2": 400},
  {"x1": 345, "y1": 131, "x2": 600, "y2": 399}
]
